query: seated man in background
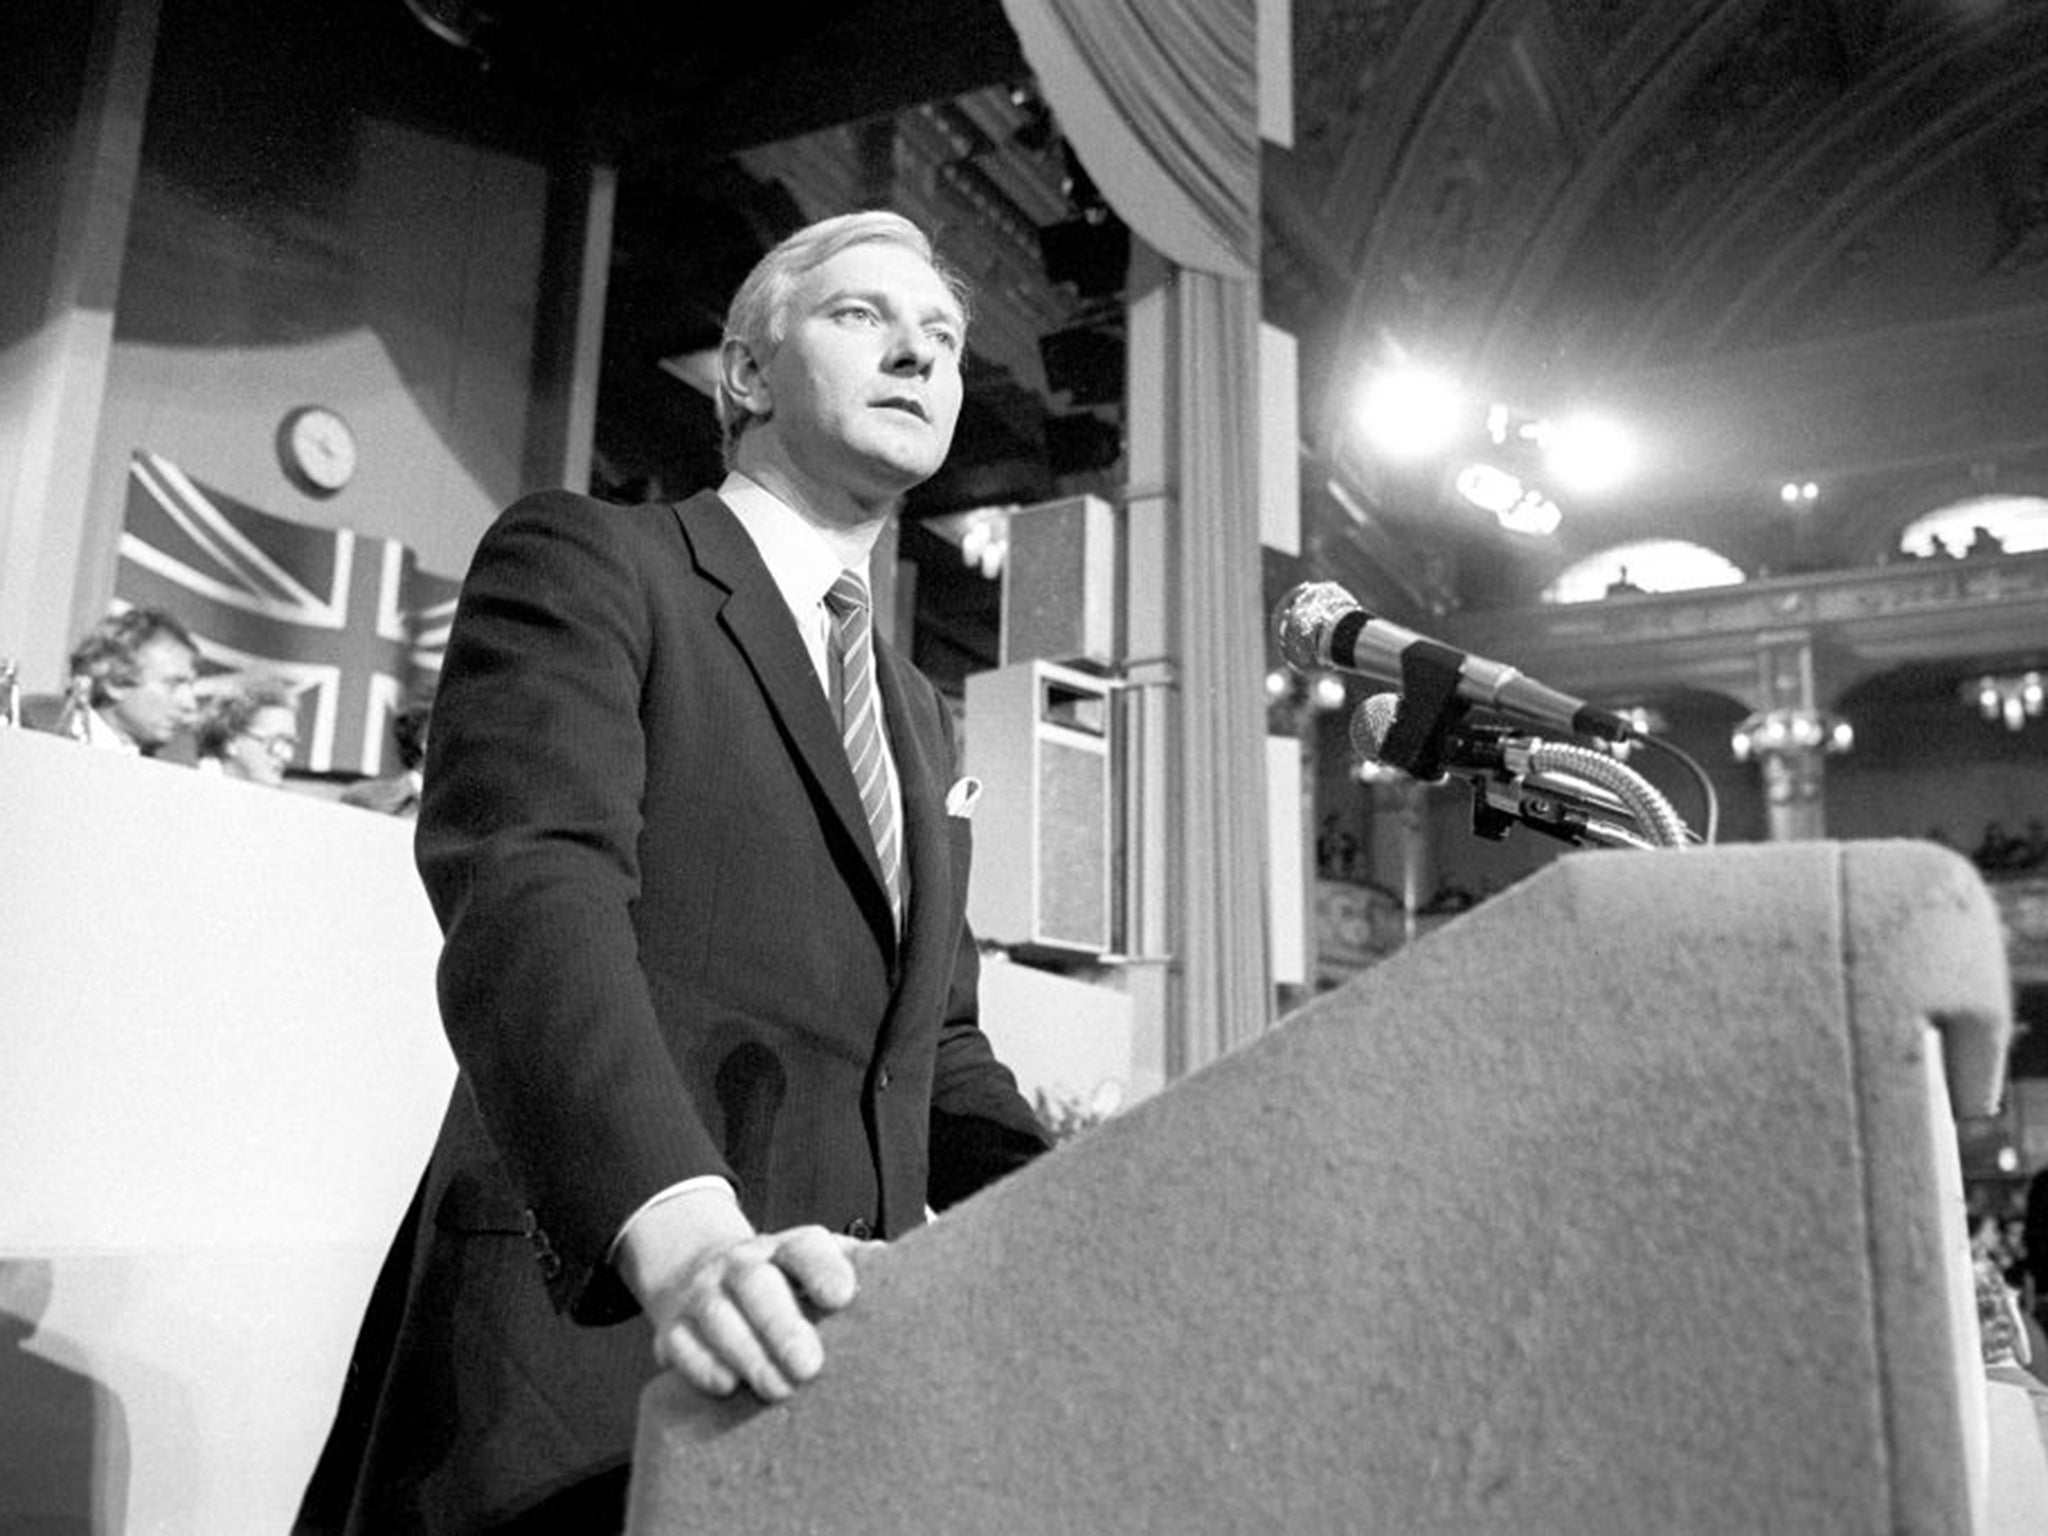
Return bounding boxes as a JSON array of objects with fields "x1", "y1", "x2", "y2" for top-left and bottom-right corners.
[
  {"x1": 194, "y1": 681, "x2": 301, "y2": 787},
  {"x1": 38, "y1": 607, "x2": 201, "y2": 755}
]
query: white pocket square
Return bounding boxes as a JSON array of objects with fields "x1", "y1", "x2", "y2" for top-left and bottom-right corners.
[{"x1": 945, "y1": 777, "x2": 983, "y2": 818}]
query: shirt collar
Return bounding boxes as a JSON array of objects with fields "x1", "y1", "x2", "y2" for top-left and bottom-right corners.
[
  {"x1": 86, "y1": 708, "x2": 141, "y2": 754},
  {"x1": 720, "y1": 470, "x2": 848, "y2": 616}
]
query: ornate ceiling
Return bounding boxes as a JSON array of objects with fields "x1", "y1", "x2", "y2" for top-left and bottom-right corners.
[
  {"x1": 403, "y1": 0, "x2": 2048, "y2": 679},
  {"x1": 1274, "y1": 0, "x2": 2048, "y2": 613}
]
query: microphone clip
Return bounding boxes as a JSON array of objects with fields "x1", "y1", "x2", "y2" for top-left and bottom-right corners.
[
  {"x1": 1372, "y1": 636, "x2": 1473, "y2": 781},
  {"x1": 1469, "y1": 776, "x2": 1614, "y2": 850}
]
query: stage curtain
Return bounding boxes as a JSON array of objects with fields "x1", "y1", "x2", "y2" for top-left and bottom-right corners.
[{"x1": 998, "y1": 0, "x2": 1257, "y2": 280}]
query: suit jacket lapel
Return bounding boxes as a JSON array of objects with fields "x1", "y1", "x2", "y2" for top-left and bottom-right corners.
[{"x1": 671, "y1": 493, "x2": 902, "y2": 945}]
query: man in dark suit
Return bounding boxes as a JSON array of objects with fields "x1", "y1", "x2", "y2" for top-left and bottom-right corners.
[{"x1": 299, "y1": 210, "x2": 1051, "y2": 1534}]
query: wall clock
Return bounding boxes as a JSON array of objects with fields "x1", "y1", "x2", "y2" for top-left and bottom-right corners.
[{"x1": 278, "y1": 405, "x2": 358, "y2": 495}]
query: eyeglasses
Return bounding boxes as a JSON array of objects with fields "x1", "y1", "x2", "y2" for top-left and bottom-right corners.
[{"x1": 242, "y1": 732, "x2": 299, "y2": 761}]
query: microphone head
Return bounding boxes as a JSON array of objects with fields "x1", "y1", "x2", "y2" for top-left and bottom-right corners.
[
  {"x1": 1349, "y1": 691, "x2": 1404, "y2": 765},
  {"x1": 1272, "y1": 581, "x2": 1359, "y2": 673}
]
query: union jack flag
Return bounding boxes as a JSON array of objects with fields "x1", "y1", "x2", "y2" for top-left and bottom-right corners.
[{"x1": 117, "y1": 449, "x2": 459, "y2": 775}]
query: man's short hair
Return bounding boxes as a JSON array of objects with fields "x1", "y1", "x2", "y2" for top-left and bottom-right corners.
[
  {"x1": 195, "y1": 678, "x2": 297, "y2": 759},
  {"x1": 715, "y1": 210, "x2": 972, "y2": 467},
  {"x1": 69, "y1": 607, "x2": 200, "y2": 704}
]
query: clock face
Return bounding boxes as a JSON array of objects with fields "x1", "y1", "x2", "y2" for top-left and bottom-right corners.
[{"x1": 281, "y1": 407, "x2": 357, "y2": 493}]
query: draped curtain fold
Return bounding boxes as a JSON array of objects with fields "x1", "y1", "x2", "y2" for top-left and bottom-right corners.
[
  {"x1": 1000, "y1": 0, "x2": 1258, "y2": 280},
  {"x1": 1001, "y1": 0, "x2": 1271, "y2": 1070}
]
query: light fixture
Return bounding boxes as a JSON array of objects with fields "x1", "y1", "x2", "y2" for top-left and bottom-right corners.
[
  {"x1": 1265, "y1": 667, "x2": 1351, "y2": 728},
  {"x1": 1453, "y1": 461, "x2": 1523, "y2": 516},
  {"x1": 1356, "y1": 365, "x2": 1466, "y2": 460},
  {"x1": 1539, "y1": 413, "x2": 1636, "y2": 495},
  {"x1": 1731, "y1": 708, "x2": 1853, "y2": 762},
  {"x1": 1452, "y1": 463, "x2": 1562, "y2": 536},
  {"x1": 1965, "y1": 671, "x2": 2044, "y2": 731},
  {"x1": 1495, "y1": 490, "x2": 1562, "y2": 538},
  {"x1": 1309, "y1": 674, "x2": 1348, "y2": 713},
  {"x1": 924, "y1": 505, "x2": 1013, "y2": 578},
  {"x1": 1360, "y1": 371, "x2": 1633, "y2": 534}
]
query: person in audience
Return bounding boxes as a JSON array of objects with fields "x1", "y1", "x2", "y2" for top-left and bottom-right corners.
[
  {"x1": 338, "y1": 698, "x2": 431, "y2": 815},
  {"x1": 44, "y1": 606, "x2": 201, "y2": 755},
  {"x1": 194, "y1": 681, "x2": 300, "y2": 786},
  {"x1": 297, "y1": 210, "x2": 1052, "y2": 1535}
]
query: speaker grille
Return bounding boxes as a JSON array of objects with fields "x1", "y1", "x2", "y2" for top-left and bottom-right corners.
[
  {"x1": 1001, "y1": 495, "x2": 1114, "y2": 668},
  {"x1": 1036, "y1": 737, "x2": 1108, "y2": 950}
]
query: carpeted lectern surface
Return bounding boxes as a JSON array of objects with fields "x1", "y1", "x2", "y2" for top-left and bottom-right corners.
[{"x1": 627, "y1": 840, "x2": 2011, "y2": 1534}]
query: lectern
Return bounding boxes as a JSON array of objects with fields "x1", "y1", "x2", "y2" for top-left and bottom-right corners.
[{"x1": 627, "y1": 840, "x2": 2029, "y2": 1533}]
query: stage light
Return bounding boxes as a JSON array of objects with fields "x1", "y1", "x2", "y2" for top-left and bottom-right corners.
[
  {"x1": 1732, "y1": 708, "x2": 1853, "y2": 762},
  {"x1": 1966, "y1": 671, "x2": 2044, "y2": 731},
  {"x1": 1541, "y1": 413, "x2": 1636, "y2": 495},
  {"x1": 1453, "y1": 461, "x2": 1523, "y2": 516},
  {"x1": 1454, "y1": 463, "x2": 1561, "y2": 536},
  {"x1": 1265, "y1": 668, "x2": 1350, "y2": 720},
  {"x1": 959, "y1": 514, "x2": 1008, "y2": 579},
  {"x1": 923, "y1": 504, "x2": 1013, "y2": 579},
  {"x1": 1496, "y1": 491, "x2": 1562, "y2": 537},
  {"x1": 1356, "y1": 365, "x2": 1466, "y2": 460}
]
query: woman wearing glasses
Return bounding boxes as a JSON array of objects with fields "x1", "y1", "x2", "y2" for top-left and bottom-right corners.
[{"x1": 195, "y1": 681, "x2": 300, "y2": 787}]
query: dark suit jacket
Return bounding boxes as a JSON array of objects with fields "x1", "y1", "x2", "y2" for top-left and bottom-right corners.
[{"x1": 302, "y1": 490, "x2": 1049, "y2": 1534}]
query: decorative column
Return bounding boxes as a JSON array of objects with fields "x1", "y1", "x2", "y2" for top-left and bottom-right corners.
[
  {"x1": 1122, "y1": 249, "x2": 1271, "y2": 1077},
  {"x1": 1732, "y1": 631, "x2": 1852, "y2": 842},
  {"x1": 0, "y1": 0, "x2": 160, "y2": 680}
]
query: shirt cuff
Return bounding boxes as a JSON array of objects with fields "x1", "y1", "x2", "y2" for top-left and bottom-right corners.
[{"x1": 608, "y1": 1175, "x2": 740, "y2": 1263}]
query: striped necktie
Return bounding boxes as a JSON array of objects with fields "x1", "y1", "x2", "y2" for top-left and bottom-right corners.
[{"x1": 825, "y1": 571, "x2": 903, "y2": 925}]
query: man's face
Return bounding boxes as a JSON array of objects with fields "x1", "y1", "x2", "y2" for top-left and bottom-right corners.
[
  {"x1": 743, "y1": 241, "x2": 966, "y2": 516},
  {"x1": 106, "y1": 636, "x2": 199, "y2": 748}
]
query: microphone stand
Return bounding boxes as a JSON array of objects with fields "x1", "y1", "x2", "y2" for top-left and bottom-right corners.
[
  {"x1": 1469, "y1": 772, "x2": 1664, "y2": 852},
  {"x1": 1352, "y1": 691, "x2": 1693, "y2": 851},
  {"x1": 1481, "y1": 736, "x2": 1692, "y2": 850}
]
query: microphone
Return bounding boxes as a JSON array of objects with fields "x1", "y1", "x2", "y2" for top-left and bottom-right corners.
[
  {"x1": 1348, "y1": 692, "x2": 1520, "y2": 782},
  {"x1": 1274, "y1": 580, "x2": 1635, "y2": 742},
  {"x1": 1349, "y1": 692, "x2": 1605, "y2": 800}
]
